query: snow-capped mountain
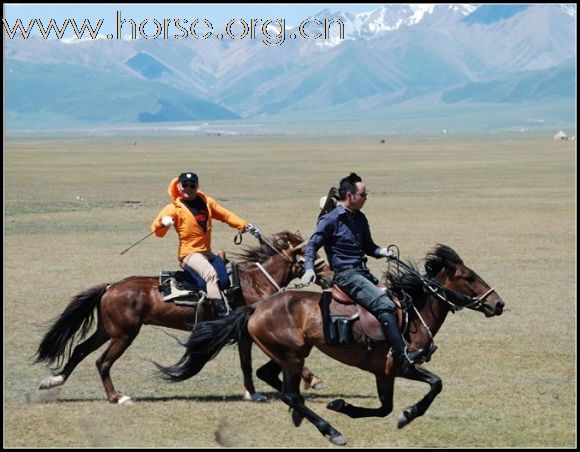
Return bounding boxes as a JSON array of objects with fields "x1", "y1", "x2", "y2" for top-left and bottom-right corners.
[
  {"x1": 4, "y1": 4, "x2": 576, "y2": 127},
  {"x1": 286, "y1": 4, "x2": 478, "y2": 48}
]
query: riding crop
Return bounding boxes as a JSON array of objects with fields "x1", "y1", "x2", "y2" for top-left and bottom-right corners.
[{"x1": 120, "y1": 230, "x2": 155, "y2": 255}]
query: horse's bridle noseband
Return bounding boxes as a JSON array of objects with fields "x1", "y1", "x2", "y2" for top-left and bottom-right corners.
[{"x1": 421, "y1": 278, "x2": 496, "y2": 313}]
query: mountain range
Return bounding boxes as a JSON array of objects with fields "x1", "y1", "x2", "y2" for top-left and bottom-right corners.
[{"x1": 4, "y1": 4, "x2": 577, "y2": 131}]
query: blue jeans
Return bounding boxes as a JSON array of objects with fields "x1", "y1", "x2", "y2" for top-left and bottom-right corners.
[{"x1": 332, "y1": 268, "x2": 396, "y2": 318}]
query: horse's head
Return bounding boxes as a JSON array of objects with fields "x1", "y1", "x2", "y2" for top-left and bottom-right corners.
[
  {"x1": 271, "y1": 230, "x2": 331, "y2": 283},
  {"x1": 425, "y1": 244, "x2": 505, "y2": 317},
  {"x1": 271, "y1": 230, "x2": 305, "y2": 251}
]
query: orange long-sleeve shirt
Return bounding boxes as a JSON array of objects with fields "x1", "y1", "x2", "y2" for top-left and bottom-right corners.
[{"x1": 151, "y1": 178, "x2": 248, "y2": 261}]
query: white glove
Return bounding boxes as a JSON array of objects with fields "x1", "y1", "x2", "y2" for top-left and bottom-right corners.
[
  {"x1": 378, "y1": 248, "x2": 395, "y2": 258},
  {"x1": 301, "y1": 269, "x2": 316, "y2": 286},
  {"x1": 245, "y1": 224, "x2": 261, "y2": 238},
  {"x1": 161, "y1": 216, "x2": 174, "y2": 227}
]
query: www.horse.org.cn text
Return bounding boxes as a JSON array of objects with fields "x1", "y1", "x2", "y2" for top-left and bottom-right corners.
[{"x1": 3, "y1": 11, "x2": 345, "y2": 47}]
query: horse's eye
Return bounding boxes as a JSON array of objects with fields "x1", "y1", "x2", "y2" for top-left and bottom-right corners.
[{"x1": 466, "y1": 273, "x2": 477, "y2": 283}]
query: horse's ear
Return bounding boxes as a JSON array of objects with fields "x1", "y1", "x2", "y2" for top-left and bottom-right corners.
[{"x1": 276, "y1": 234, "x2": 290, "y2": 249}]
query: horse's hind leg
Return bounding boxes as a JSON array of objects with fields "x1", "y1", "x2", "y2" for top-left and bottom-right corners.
[
  {"x1": 95, "y1": 331, "x2": 139, "y2": 404},
  {"x1": 238, "y1": 336, "x2": 267, "y2": 402},
  {"x1": 257, "y1": 360, "x2": 327, "y2": 392},
  {"x1": 256, "y1": 358, "x2": 342, "y2": 441},
  {"x1": 280, "y1": 362, "x2": 346, "y2": 446},
  {"x1": 256, "y1": 359, "x2": 283, "y2": 392},
  {"x1": 39, "y1": 328, "x2": 109, "y2": 390},
  {"x1": 327, "y1": 374, "x2": 394, "y2": 419}
]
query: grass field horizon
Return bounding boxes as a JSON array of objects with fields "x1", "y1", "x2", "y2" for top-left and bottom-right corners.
[{"x1": 4, "y1": 135, "x2": 576, "y2": 447}]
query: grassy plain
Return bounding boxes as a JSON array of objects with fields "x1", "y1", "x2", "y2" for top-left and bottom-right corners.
[{"x1": 4, "y1": 135, "x2": 576, "y2": 448}]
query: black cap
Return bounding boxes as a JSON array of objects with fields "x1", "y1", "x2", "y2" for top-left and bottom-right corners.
[{"x1": 178, "y1": 172, "x2": 198, "y2": 185}]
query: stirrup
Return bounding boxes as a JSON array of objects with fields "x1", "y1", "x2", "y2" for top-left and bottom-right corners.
[{"x1": 404, "y1": 347, "x2": 429, "y2": 365}]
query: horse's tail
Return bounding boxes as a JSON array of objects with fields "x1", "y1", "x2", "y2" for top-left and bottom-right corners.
[
  {"x1": 156, "y1": 305, "x2": 252, "y2": 382},
  {"x1": 34, "y1": 283, "x2": 108, "y2": 369}
]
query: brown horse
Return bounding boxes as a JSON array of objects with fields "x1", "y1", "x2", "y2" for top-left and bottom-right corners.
[
  {"x1": 157, "y1": 244, "x2": 505, "y2": 445},
  {"x1": 35, "y1": 230, "x2": 329, "y2": 404}
]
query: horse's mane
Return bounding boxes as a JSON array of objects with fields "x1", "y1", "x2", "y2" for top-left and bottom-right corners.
[
  {"x1": 385, "y1": 244, "x2": 462, "y2": 308},
  {"x1": 424, "y1": 244, "x2": 463, "y2": 277},
  {"x1": 229, "y1": 231, "x2": 296, "y2": 264},
  {"x1": 385, "y1": 260, "x2": 424, "y2": 306}
]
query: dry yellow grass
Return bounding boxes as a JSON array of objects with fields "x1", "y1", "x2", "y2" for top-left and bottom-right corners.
[{"x1": 4, "y1": 136, "x2": 576, "y2": 447}]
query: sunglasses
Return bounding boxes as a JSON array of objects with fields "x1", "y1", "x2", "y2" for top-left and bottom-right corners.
[{"x1": 181, "y1": 183, "x2": 198, "y2": 189}]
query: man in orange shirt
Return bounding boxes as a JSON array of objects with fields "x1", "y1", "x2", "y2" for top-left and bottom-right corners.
[{"x1": 152, "y1": 172, "x2": 260, "y2": 315}]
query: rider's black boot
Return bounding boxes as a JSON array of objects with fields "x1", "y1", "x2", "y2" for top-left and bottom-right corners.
[{"x1": 378, "y1": 311, "x2": 427, "y2": 377}]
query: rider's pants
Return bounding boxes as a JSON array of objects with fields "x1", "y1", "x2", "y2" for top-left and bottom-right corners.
[
  {"x1": 182, "y1": 252, "x2": 221, "y2": 299},
  {"x1": 332, "y1": 267, "x2": 396, "y2": 317}
]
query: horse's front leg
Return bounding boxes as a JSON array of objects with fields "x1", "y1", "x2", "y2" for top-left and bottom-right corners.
[
  {"x1": 327, "y1": 374, "x2": 394, "y2": 418},
  {"x1": 238, "y1": 336, "x2": 267, "y2": 402},
  {"x1": 397, "y1": 365, "x2": 442, "y2": 429}
]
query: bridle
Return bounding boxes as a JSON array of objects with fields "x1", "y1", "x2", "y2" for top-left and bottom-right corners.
[
  {"x1": 389, "y1": 256, "x2": 496, "y2": 313},
  {"x1": 237, "y1": 233, "x2": 325, "y2": 293},
  {"x1": 388, "y1": 255, "x2": 497, "y2": 348}
]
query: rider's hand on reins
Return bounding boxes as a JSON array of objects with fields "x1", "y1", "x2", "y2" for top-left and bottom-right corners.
[
  {"x1": 244, "y1": 224, "x2": 261, "y2": 239},
  {"x1": 301, "y1": 269, "x2": 316, "y2": 286},
  {"x1": 378, "y1": 247, "x2": 395, "y2": 259}
]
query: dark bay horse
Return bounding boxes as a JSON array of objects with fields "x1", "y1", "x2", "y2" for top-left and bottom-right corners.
[
  {"x1": 35, "y1": 231, "x2": 329, "y2": 404},
  {"x1": 157, "y1": 244, "x2": 505, "y2": 445}
]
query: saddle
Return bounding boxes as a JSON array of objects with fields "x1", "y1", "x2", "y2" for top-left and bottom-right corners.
[
  {"x1": 323, "y1": 287, "x2": 438, "y2": 363},
  {"x1": 158, "y1": 251, "x2": 240, "y2": 306},
  {"x1": 322, "y1": 285, "x2": 405, "y2": 345}
]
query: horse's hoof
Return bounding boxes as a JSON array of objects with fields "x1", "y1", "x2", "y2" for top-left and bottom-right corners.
[
  {"x1": 327, "y1": 399, "x2": 346, "y2": 412},
  {"x1": 291, "y1": 409, "x2": 304, "y2": 427},
  {"x1": 306, "y1": 377, "x2": 328, "y2": 390},
  {"x1": 243, "y1": 391, "x2": 268, "y2": 403},
  {"x1": 38, "y1": 375, "x2": 65, "y2": 390},
  {"x1": 117, "y1": 395, "x2": 133, "y2": 405},
  {"x1": 251, "y1": 392, "x2": 268, "y2": 403},
  {"x1": 328, "y1": 433, "x2": 347, "y2": 446},
  {"x1": 397, "y1": 410, "x2": 411, "y2": 429}
]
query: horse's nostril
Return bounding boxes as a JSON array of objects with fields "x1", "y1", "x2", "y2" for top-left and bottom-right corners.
[{"x1": 496, "y1": 300, "x2": 505, "y2": 314}]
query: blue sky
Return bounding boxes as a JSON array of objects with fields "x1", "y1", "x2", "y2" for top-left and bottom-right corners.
[{"x1": 4, "y1": 3, "x2": 383, "y2": 35}]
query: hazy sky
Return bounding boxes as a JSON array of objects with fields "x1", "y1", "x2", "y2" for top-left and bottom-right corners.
[{"x1": 4, "y1": 3, "x2": 384, "y2": 34}]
